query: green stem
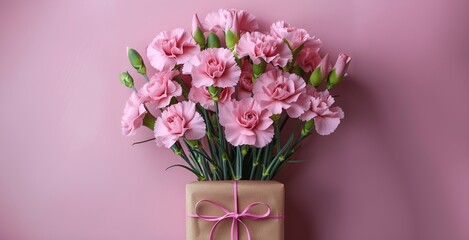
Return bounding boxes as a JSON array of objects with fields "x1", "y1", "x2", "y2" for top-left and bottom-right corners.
[
  {"x1": 179, "y1": 141, "x2": 204, "y2": 179},
  {"x1": 173, "y1": 142, "x2": 196, "y2": 173},
  {"x1": 249, "y1": 148, "x2": 260, "y2": 180},
  {"x1": 275, "y1": 121, "x2": 281, "y2": 152},
  {"x1": 236, "y1": 146, "x2": 244, "y2": 180},
  {"x1": 214, "y1": 101, "x2": 228, "y2": 179},
  {"x1": 184, "y1": 139, "x2": 211, "y2": 181}
]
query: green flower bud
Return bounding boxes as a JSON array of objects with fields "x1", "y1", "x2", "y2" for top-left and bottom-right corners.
[
  {"x1": 207, "y1": 32, "x2": 221, "y2": 48},
  {"x1": 119, "y1": 71, "x2": 134, "y2": 88},
  {"x1": 208, "y1": 86, "x2": 220, "y2": 102},
  {"x1": 192, "y1": 14, "x2": 206, "y2": 47},
  {"x1": 327, "y1": 69, "x2": 341, "y2": 90},
  {"x1": 327, "y1": 53, "x2": 351, "y2": 89},
  {"x1": 301, "y1": 119, "x2": 315, "y2": 137},
  {"x1": 310, "y1": 53, "x2": 330, "y2": 87},
  {"x1": 309, "y1": 67, "x2": 323, "y2": 87},
  {"x1": 225, "y1": 29, "x2": 238, "y2": 50},
  {"x1": 252, "y1": 59, "x2": 267, "y2": 80},
  {"x1": 194, "y1": 28, "x2": 206, "y2": 47},
  {"x1": 127, "y1": 47, "x2": 146, "y2": 74}
]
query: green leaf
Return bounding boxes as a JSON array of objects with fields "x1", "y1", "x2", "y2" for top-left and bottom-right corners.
[
  {"x1": 287, "y1": 160, "x2": 305, "y2": 163},
  {"x1": 132, "y1": 137, "x2": 155, "y2": 145},
  {"x1": 165, "y1": 164, "x2": 199, "y2": 176}
]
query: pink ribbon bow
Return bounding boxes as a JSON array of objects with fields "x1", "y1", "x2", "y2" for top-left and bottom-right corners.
[{"x1": 188, "y1": 181, "x2": 284, "y2": 240}]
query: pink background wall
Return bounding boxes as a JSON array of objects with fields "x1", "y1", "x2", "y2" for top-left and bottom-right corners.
[{"x1": 1, "y1": 0, "x2": 468, "y2": 239}]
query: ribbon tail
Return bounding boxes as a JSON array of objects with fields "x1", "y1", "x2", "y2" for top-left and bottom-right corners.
[
  {"x1": 209, "y1": 220, "x2": 223, "y2": 240},
  {"x1": 238, "y1": 219, "x2": 251, "y2": 240},
  {"x1": 231, "y1": 218, "x2": 238, "y2": 240}
]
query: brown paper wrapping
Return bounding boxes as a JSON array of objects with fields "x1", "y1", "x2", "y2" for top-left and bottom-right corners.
[{"x1": 186, "y1": 181, "x2": 284, "y2": 240}]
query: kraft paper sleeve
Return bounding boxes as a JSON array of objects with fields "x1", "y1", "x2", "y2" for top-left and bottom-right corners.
[{"x1": 186, "y1": 181, "x2": 284, "y2": 240}]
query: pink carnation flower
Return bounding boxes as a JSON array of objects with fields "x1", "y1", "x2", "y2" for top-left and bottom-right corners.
[
  {"x1": 188, "y1": 86, "x2": 234, "y2": 111},
  {"x1": 333, "y1": 53, "x2": 352, "y2": 78},
  {"x1": 219, "y1": 98, "x2": 274, "y2": 148},
  {"x1": 296, "y1": 46, "x2": 322, "y2": 72},
  {"x1": 253, "y1": 69, "x2": 310, "y2": 118},
  {"x1": 121, "y1": 92, "x2": 147, "y2": 136},
  {"x1": 147, "y1": 28, "x2": 200, "y2": 71},
  {"x1": 299, "y1": 87, "x2": 344, "y2": 135},
  {"x1": 205, "y1": 9, "x2": 258, "y2": 33},
  {"x1": 139, "y1": 70, "x2": 182, "y2": 108},
  {"x1": 235, "y1": 32, "x2": 292, "y2": 67},
  {"x1": 270, "y1": 21, "x2": 322, "y2": 50},
  {"x1": 238, "y1": 60, "x2": 253, "y2": 99},
  {"x1": 183, "y1": 48, "x2": 241, "y2": 88},
  {"x1": 154, "y1": 101, "x2": 206, "y2": 148}
]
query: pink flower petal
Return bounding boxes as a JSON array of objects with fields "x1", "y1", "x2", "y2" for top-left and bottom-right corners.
[{"x1": 314, "y1": 116, "x2": 341, "y2": 136}]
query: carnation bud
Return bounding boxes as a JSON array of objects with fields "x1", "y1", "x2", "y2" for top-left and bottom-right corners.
[
  {"x1": 127, "y1": 47, "x2": 146, "y2": 75},
  {"x1": 327, "y1": 53, "x2": 351, "y2": 89},
  {"x1": 301, "y1": 119, "x2": 315, "y2": 137},
  {"x1": 225, "y1": 14, "x2": 239, "y2": 50},
  {"x1": 192, "y1": 14, "x2": 206, "y2": 47},
  {"x1": 119, "y1": 71, "x2": 134, "y2": 88},
  {"x1": 252, "y1": 59, "x2": 267, "y2": 80},
  {"x1": 207, "y1": 32, "x2": 221, "y2": 48},
  {"x1": 309, "y1": 53, "x2": 330, "y2": 87},
  {"x1": 225, "y1": 29, "x2": 238, "y2": 50},
  {"x1": 208, "y1": 86, "x2": 220, "y2": 102}
]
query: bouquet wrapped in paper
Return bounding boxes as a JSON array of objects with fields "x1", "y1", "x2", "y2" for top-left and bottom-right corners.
[{"x1": 119, "y1": 8, "x2": 351, "y2": 240}]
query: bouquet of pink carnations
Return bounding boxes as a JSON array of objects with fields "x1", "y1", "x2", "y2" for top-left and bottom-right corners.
[{"x1": 119, "y1": 9, "x2": 351, "y2": 181}]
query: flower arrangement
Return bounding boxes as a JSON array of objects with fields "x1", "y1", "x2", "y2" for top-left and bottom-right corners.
[{"x1": 119, "y1": 9, "x2": 351, "y2": 181}]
